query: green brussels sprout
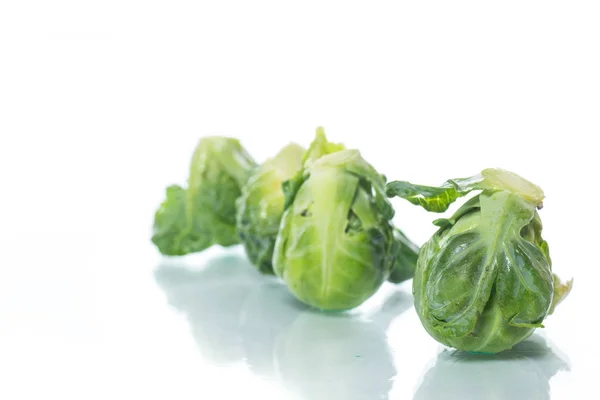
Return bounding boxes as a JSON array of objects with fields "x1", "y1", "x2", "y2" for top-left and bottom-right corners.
[
  {"x1": 152, "y1": 137, "x2": 257, "y2": 256},
  {"x1": 236, "y1": 143, "x2": 306, "y2": 274},
  {"x1": 386, "y1": 168, "x2": 573, "y2": 353},
  {"x1": 273, "y1": 149, "x2": 417, "y2": 310}
]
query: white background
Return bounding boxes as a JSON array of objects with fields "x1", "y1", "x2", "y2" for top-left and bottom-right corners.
[{"x1": 1, "y1": 1, "x2": 598, "y2": 399}]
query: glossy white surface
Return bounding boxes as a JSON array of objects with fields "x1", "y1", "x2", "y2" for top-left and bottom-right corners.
[
  {"x1": 1, "y1": 1, "x2": 598, "y2": 399},
  {"x1": 0, "y1": 240, "x2": 587, "y2": 400}
]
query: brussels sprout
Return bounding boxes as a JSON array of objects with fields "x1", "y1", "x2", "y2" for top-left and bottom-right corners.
[
  {"x1": 236, "y1": 143, "x2": 306, "y2": 274},
  {"x1": 386, "y1": 168, "x2": 573, "y2": 353},
  {"x1": 152, "y1": 137, "x2": 257, "y2": 256},
  {"x1": 273, "y1": 149, "x2": 414, "y2": 310}
]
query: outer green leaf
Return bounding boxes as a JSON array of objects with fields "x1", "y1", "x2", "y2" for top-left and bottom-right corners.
[
  {"x1": 152, "y1": 137, "x2": 257, "y2": 256},
  {"x1": 386, "y1": 168, "x2": 545, "y2": 212},
  {"x1": 426, "y1": 229, "x2": 496, "y2": 338},
  {"x1": 385, "y1": 175, "x2": 483, "y2": 213},
  {"x1": 484, "y1": 192, "x2": 553, "y2": 329}
]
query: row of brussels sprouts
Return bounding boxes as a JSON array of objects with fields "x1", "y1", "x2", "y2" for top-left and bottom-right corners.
[{"x1": 151, "y1": 128, "x2": 572, "y2": 354}]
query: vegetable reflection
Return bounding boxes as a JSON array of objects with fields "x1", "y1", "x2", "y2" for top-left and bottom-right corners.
[
  {"x1": 273, "y1": 311, "x2": 396, "y2": 400},
  {"x1": 413, "y1": 334, "x2": 569, "y2": 400},
  {"x1": 154, "y1": 254, "x2": 263, "y2": 364},
  {"x1": 154, "y1": 253, "x2": 412, "y2": 400}
]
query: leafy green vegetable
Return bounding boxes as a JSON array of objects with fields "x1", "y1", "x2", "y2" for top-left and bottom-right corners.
[
  {"x1": 273, "y1": 149, "x2": 404, "y2": 310},
  {"x1": 236, "y1": 143, "x2": 306, "y2": 274},
  {"x1": 152, "y1": 136, "x2": 257, "y2": 256},
  {"x1": 387, "y1": 168, "x2": 572, "y2": 353}
]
